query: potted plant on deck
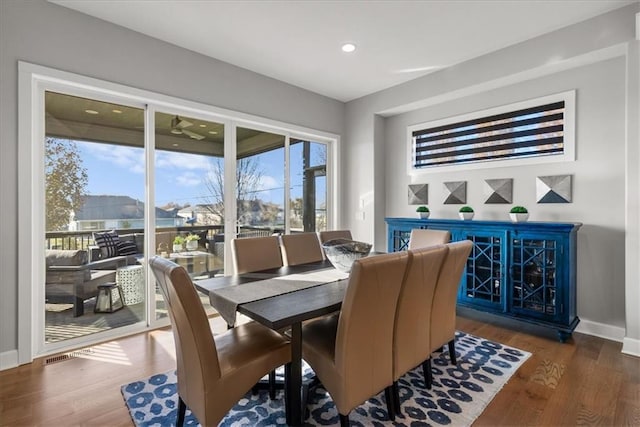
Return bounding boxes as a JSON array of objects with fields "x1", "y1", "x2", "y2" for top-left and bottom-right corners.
[
  {"x1": 509, "y1": 206, "x2": 529, "y2": 222},
  {"x1": 185, "y1": 233, "x2": 200, "y2": 251},
  {"x1": 459, "y1": 206, "x2": 474, "y2": 220},
  {"x1": 416, "y1": 206, "x2": 430, "y2": 219},
  {"x1": 172, "y1": 235, "x2": 185, "y2": 253}
]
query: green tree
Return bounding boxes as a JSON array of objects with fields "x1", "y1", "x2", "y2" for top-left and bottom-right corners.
[{"x1": 45, "y1": 138, "x2": 88, "y2": 231}]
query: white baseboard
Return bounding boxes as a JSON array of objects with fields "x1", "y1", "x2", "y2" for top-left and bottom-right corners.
[
  {"x1": 0, "y1": 349, "x2": 19, "y2": 371},
  {"x1": 622, "y1": 337, "x2": 640, "y2": 357},
  {"x1": 575, "y1": 319, "x2": 625, "y2": 342}
]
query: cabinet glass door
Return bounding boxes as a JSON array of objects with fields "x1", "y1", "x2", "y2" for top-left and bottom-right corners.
[
  {"x1": 510, "y1": 235, "x2": 561, "y2": 321},
  {"x1": 457, "y1": 231, "x2": 506, "y2": 310}
]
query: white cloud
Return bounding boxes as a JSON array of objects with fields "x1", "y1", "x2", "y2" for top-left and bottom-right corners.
[
  {"x1": 175, "y1": 171, "x2": 202, "y2": 187},
  {"x1": 83, "y1": 144, "x2": 145, "y2": 174},
  {"x1": 257, "y1": 175, "x2": 282, "y2": 192},
  {"x1": 156, "y1": 152, "x2": 211, "y2": 171}
]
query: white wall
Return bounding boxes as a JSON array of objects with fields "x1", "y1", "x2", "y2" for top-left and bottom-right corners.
[
  {"x1": 385, "y1": 57, "x2": 626, "y2": 329},
  {"x1": 0, "y1": 0, "x2": 344, "y2": 362},
  {"x1": 344, "y1": 3, "x2": 639, "y2": 345},
  {"x1": 623, "y1": 24, "x2": 640, "y2": 356}
]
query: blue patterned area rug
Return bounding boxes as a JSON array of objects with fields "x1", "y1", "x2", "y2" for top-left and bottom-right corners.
[{"x1": 122, "y1": 331, "x2": 530, "y2": 426}]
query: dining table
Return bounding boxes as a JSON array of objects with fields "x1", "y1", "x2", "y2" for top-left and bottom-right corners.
[{"x1": 194, "y1": 259, "x2": 351, "y2": 426}]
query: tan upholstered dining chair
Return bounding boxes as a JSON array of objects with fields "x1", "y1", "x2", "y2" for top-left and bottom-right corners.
[
  {"x1": 301, "y1": 252, "x2": 409, "y2": 426},
  {"x1": 391, "y1": 244, "x2": 448, "y2": 413},
  {"x1": 280, "y1": 232, "x2": 324, "y2": 266},
  {"x1": 230, "y1": 235, "x2": 285, "y2": 396},
  {"x1": 318, "y1": 229, "x2": 353, "y2": 244},
  {"x1": 407, "y1": 228, "x2": 451, "y2": 250},
  {"x1": 148, "y1": 256, "x2": 291, "y2": 427},
  {"x1": 231, "y1": 235, "x2": 283, "y2": 274},
  {"x1": 424, "y1": 240, "x2": 473, "y2": 387}
]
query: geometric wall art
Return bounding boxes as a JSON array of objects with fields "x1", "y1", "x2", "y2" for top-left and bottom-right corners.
[
  {"x1": 443, "y1": 181, "x2": 467, "y2": 204},
  {"x1": 484, "y1": 178, "x2": 513, "y2": 204},
  {"x1": 536, "y1": 174, "x2": 572, "y2": 203},
  {"x1": 408, "y1": 183, "x2": 428, "y2": 205}
]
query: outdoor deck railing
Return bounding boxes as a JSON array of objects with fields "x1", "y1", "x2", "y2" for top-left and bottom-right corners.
[{"x1": 45, "y1": 225, "x2": 284, "y2": 251}]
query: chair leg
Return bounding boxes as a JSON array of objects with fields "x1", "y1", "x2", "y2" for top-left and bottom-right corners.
[
  {"x1": 283, "y1": 362, "x2": 291, "y2": 421},
  {"x1": 176, "y1": 395, "x2": 186, "y2": 427},
  {"x1": 422, "y1": 357, "x2": 433, "y2": 389},
  {"x1": 339, "y1": 413, "x2": 350, "y2": 427},
  {"x1": 392, "y1": 380, "x2": 401, "y2": 415},
  {"x1": 448, "y1": 339, "x2": 457, "y2": 365},
  {"x1": 384, "y1": 386, "x2": 395, "y2": 421},
  {"x1": 269, "y1": 370, "x2": 276, "y2": 399}
]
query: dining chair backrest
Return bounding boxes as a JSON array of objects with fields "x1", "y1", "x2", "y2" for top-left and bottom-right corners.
[
  {"x1": 231, "y1": 236, "x2": 283, "y2": 274},
  {"x1": 280, "y1": 232, "x2": 324, "y2": 266},
  {"x1": 318, "y1": 229, "x2": 353, "y2": 244},
  {"x1": 149, "y1": 256, "x2": 292, "y2": 426},
  {"x1": 334, "y1": 251, "x2": 409, "y2": 412},
  {"x1": 430, "y1": 240, "x2": 473, "y2": 352},
  {"x1": 408, "y1": 228, "x2": 451, "y2": 250},
  {"x1": 148, "y1": 256, "x2": 221, "y2": 423},
  {"x1": 393, "y1": 245, "x2": 448, "y2": 381}
]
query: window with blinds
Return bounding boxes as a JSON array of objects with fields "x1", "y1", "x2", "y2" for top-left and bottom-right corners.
[{"x1": 409, "y1": 91, "x2": 575, "y2": 171}]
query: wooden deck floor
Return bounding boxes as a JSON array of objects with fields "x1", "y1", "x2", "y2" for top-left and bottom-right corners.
[{"x1": 2, "y1": 309, "x2": 639, "y2": 426}]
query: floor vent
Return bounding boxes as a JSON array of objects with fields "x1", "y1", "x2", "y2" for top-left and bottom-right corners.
[{"x1": 45, "y1": 348, "x2": 94, "y2": 365}]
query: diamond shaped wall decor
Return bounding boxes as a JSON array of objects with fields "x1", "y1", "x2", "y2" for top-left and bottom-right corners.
[
  {"x1": 443, "y1": 181, "x2": 466, "y2": 204},
  {"x1": 408, "y1": 184, "x2": 428, "y2": 205},
  {"x1": 537, "y1": 174, "x2": 572, "y2": 203},
  {"x1": 484, "y1": 178, "x2": 513, "y2": 204}
]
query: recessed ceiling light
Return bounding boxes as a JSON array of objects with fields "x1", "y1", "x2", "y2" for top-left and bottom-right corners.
[
  {"x1": 112, "y1": 109, "x2": 122, "y2": 114},
  {"x1": 85, "y1": 109, "x2": 99, "y2": 115},
  {"x1": 199, "y1": 124, "x2": 207, "y2": 128},
  {"x1": 208, "y1": 131, "x2": 218, "y2": 135},
  {"x1": 172, "y1": 143, "x2": 179, "y2": 147},
  {"x1": 341, "y1": 43, "x2": 356, "y2": 53}
]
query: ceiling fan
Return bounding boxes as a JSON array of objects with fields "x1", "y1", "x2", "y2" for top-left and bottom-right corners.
[{"x1": 170, "y1": 115, "x2": 205, "y2": 140}]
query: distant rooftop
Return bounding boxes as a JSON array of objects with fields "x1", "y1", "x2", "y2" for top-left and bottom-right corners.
[{"x1": 74, "y1": 195, "x2": 178, "y2": 221}]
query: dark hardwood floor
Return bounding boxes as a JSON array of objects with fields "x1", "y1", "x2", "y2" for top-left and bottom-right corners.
[{"x1": 1, "y1": 310, "x2": 638, "y2": 426}]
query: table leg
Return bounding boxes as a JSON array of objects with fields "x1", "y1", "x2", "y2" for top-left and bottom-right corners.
[{"x1": 286, "y1": 322, "x2": 303, "y2": 426}]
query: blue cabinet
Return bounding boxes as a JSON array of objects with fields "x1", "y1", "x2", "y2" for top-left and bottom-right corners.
[{"x1": 385, "y1": 217, "x2": 581, "y2": 342}]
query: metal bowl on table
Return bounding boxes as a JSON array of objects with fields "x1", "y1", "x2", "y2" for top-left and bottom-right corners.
[{"x1": 321, "y1": 238, "x2": 372, "y2": 272}]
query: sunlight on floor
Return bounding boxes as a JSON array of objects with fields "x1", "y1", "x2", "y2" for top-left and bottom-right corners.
[
  {"x1": 149, "y1": 329, "x2": 177, "y2": 360},
  {"x1": 75, "y1": 341, "x2": 132, "y2": 365}
]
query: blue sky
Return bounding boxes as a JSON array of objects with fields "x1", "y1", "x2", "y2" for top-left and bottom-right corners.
[{"x1": 75, "y1": 140, "x2": 325, "y2": 209}]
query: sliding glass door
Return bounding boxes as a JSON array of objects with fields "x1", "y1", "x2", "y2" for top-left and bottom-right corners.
[
  {"x1": 27, "y1": 66, "x2": 335, "y2": 358},
  {"x1": 153, "y1": 111, "x2": 224, "y2": 319},
  {"x1": 290, "y1": 138, "x2": 328, "y2": 232},
  {"x1": 235, "y1": 127, "x2": 286, "y2": 238},
  {"x1": 43, "y1": 91, "x2": 147, "y2": 345}
]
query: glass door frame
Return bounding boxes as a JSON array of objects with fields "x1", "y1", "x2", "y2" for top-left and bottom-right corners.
[
  {"x1": 28, "y1": 80, "x2": 153, "y2": 357},
  {"x1": 18, "y1": 61, "x2": 338, "y2": 364}
]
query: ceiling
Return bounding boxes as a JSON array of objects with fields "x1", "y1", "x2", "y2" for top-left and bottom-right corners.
[
  {"x1": 45, "y1": 91, "x2": 288, "y2": 158},
  {"x1": 51, "y1": 0, "x2": 634, "y2": 102}
]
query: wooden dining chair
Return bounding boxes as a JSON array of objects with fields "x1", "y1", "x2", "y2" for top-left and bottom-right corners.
[
  {"x1": 318, "y1": 229, "x2": 353, "y2": 244},
  {"x1": 391, "y1": 244, "x2": 448, "y2": 413},
  {"x1": 148, "y1": 256, "x2": 291, "y2": 427},
  {"x1": 407, "y1": 228, "x2": 451, "y2": 250},
  {"x1": 301, "y1": 252, "x2": 409, "y2": 426},
  {"x1": 424, "y1": 240, "x2": 473, "y2": 387},
  {"x1": 280, "y1": 232, "x2": 324, "y2": 266},
  {"x1": 231, "y1": 236, "x2": 283, "y2": 274}
]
